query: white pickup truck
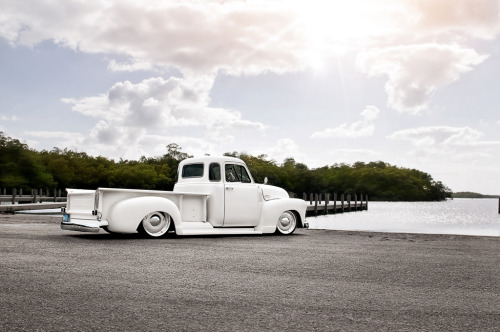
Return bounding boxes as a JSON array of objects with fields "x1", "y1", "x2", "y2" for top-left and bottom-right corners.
[{"x1": 61, "y1": 156, "x2": 308, "y2": 237}]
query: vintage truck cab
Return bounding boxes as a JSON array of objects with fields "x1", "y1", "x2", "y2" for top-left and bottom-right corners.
[{"x1": 61, "y1": 156, "x2": 308, "y2": 237}]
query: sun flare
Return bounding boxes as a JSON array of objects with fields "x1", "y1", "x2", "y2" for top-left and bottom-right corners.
[{"x1": 287, "y1": 0, "x2": 396, "y2": 69}]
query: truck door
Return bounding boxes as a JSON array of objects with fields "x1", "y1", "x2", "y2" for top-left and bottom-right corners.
[{"x1": 223, "y1": 163, "x2": 260, "y2": 227}]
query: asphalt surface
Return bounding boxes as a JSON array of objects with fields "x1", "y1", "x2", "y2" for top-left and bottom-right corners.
[{"x1": 1, "y1": 214, "x2": 500, "y2": 331}]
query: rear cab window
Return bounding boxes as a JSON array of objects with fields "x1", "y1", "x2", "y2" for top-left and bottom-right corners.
[
  {"x1": 182, "y1": 163, "x2": 204, "y2": 178},
  {"x1": 209, "y1": 163, "x2": 221, "y2": 182}
]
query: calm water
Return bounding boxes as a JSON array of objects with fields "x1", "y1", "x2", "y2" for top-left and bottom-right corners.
[{"x1": 307, "y1": 198, "x2": 500, "y2": 237}]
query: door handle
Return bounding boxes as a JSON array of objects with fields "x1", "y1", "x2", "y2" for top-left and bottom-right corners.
[{"x1": 226, "y1": 187, "x2": 234, "y2": 190}]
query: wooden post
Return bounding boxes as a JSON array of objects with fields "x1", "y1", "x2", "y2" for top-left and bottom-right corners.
[
  {"x1": 325, "y1": 193, "x2": 329, "y2": 214},
  {"x1": 360, "y1": 194, "x2": 364, "y2": 211},
  {"x1": 365, "y1": 195, "x2": 368, "y2": 211},
  {"x1": 347, "y1": 194, "x2": 351, "y2": 212},
  {"x1": 333, "y1": 193, "x2": 337, "y2": 214},
  {"x1": 354, "y1": 193, "x2": 357, "y2": 211},
  {"x1": 309, "y1": 193, "x2": 313, "y2": 206},
  {"x1": 11, "y1": 188, "x2": 17, "y2": 204},
  {"x1": 341, "y1": 194, "x2": 344, "y2": 213},
  {"x1": 19, "y1": 188, "x2": 23, "y2": 197},
  {"x1": 32, "y1": 189, "x2": 37, "y2": 203},
  {"x1": 314, "y1": 193, "x2": 319, "y2": 216},
  {"x1": 54, "y1": 188, "x2": 57, "y2": 202},
  {"x1": 58, "y1": 189, "x2": 62, "y2": 198},
  {"x1": 303, "y1": 192, "x2": 307, "y2": 201}
]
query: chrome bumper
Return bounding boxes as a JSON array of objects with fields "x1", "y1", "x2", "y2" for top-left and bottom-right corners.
[
  {"x1": 61, "y1": 222, "x2": 101, "y2": 233},
  {"x1": 61, "y1": 214, "x2": 101, "y2": 233}
]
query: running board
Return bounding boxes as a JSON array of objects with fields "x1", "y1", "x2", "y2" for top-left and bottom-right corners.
[{"x1": 177, "y1": 222, "x2": 262, "y2": 236}]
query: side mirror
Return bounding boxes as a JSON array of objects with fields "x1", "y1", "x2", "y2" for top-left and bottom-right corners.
[{"x1": 264, "y1": 177, "x2": 268, "y2": 184}]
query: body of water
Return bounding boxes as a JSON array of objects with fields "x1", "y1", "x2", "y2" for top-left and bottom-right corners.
[{"x1": 307, "y1": 198, "x2": 500, "y2": 237}]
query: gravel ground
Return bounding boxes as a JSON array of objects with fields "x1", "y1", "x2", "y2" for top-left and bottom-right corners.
[{"x1": 1, "y1": 214, "x2": 499, "y2": 331}]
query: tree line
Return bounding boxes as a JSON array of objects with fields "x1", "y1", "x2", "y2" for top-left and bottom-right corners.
[{"x1": 0, "y1": 132, "x2": 451, "y2": 201}]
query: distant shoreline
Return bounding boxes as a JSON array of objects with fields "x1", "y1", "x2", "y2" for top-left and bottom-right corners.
[{"x1": 453, "y1": 191, "x2": 500, "y2": 199}]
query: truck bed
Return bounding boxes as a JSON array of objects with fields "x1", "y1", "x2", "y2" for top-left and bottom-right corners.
[{"x1": 66, "y1": 188, "x2": 210, "y2": 224}]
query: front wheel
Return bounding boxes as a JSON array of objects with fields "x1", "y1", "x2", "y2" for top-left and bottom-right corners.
[
  {"x1": 276, "y1": 211, "x2": 297, "y2": 235},
  {"x1": 138, "y1": 211, "x2": 172, "y2": 238},
  {"x1": 102, "y1": 226, "x2": 114, "y2": 234}
]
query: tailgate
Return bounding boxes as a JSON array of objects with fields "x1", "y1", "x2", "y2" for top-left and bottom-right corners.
[{"x1": 65, "y1": 189, "x2": 97, "y2": 220}]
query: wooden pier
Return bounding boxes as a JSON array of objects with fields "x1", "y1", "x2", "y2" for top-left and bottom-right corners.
[
  {"x1": 304, "y1": 193, "x2": 368, "y2": 217},
  {"x1": 0, "y1": 202, "x2": 66, "y2": 214}
]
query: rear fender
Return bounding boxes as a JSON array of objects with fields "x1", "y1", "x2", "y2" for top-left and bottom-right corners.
[{"x1": 106, "y1": 196, "x2": 181, "y2": 234}]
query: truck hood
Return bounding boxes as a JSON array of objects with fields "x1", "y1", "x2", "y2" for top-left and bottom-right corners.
[{"x1": 259, "y1": 184, "x2": 289, "y2": 201}]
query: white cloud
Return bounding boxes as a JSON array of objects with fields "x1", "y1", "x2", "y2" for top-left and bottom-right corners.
[
  {"x1": 311, "y1": 106, "x2": 379, "y2": 139},
  {"x1": 270, "y1": 138, "x2": 302, "y2": 162},
  {"x1": 60, "y1": 75, "x2": 265, "y2": 159},
  {"x1": 1, "y1": 0, "x2": 498, "y2": 78},
  {"x1": 360, "y1": 105, "x2": 380, "y2": 121},
  {"x1": 0, "y1": 114, "x2": 18, "y2": 121},
  {"x1": 388, "y1": 126, "x2": 500, "y2": 162},
  {"x1": 403, "y1": 0, "x2": 500, "y2": 39},
  {"x1": 357, "y1": 44, "x2": 488, "y2": 114},
  {"x1": 388, "y1": 126, "x2": 483, "y2": 145},
  {"x1": 0, "y1": 0, "x2": 307, "y2": 76},
  {"x1": 328, "y1": 149, "x2": 382, "y2": 163},
  {"x1": 107, "y1": 59, "x2": 155, "y2": 72},
  {"x1": 23, "y1": 130, "x2": 86, "y2": 151}
]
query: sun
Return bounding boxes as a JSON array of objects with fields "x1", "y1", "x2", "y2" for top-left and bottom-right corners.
[{"x1": 287, "y1": 0, "x2": 393, "y2": 70}]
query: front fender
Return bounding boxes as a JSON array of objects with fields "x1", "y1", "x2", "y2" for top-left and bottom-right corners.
[
  {"x1": 256, "y1": 198, "x2": 307, "y2": 233},
  {"x1": 106, "y1": 196, "x2": 181, "y2": 234}
]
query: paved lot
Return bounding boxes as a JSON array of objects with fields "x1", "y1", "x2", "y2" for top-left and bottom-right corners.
[{"x1": 1, "y1": 214, "x2": 500, "y2": 331}]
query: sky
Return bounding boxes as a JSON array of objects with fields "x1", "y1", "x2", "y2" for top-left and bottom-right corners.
[{"x1": 0, "y1": 0, "x2": 499, "y2": 195}]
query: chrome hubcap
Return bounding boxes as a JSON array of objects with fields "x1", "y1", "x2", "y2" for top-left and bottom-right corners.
[
  {"x1": 142, "y1": 212, "x2": 170, "y2": 237},
  {"x1": 150, "y1": 215, "x2": 161, "y2": 227},
  {"x1": 280, "y1": 217, "x2": 290, "y2": 227},
  {"x1": 277, "y1": 211, "x2": 296, "y2": 234}
]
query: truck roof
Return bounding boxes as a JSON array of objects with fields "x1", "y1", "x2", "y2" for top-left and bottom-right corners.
[{"x1": 178, "y1": 155, "x2": 246, "y2": 166}]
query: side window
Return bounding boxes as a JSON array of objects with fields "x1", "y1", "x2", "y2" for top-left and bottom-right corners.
[
  {"x1": 182, "y1": 163, "x2": 204, "y2": 178},
  {"x1": 225, "y1": 164, "x2": 252, "y2": 183},
  {"x1": 209, "y1": 163, "x2": 221, "y2": 182}
]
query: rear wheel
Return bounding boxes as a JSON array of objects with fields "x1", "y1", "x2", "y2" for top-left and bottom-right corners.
[
  {"x1": 276, "y1": 211, "x2": 297, "y2": 235},
  {"x1": 138, "y1": 211, "x2": 171, "y2": 238}
]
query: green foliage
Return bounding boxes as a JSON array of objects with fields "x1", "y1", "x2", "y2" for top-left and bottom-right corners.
[
  {"x1": 0, "y1": 132, "x2": 187, "y2": 193},
  {"x1": 0, "y1": 132, "x2": 55, "y2": 190},
  {"x1": 0, "y1": 132, "x2": 452, "y2": 201}
]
